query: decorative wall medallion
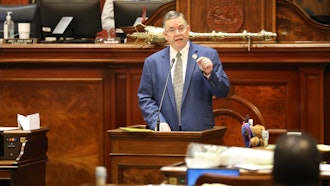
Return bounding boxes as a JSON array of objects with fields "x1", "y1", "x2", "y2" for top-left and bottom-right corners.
[{"x1": 207, "y1": 0, "x2": 244, "y2": 33}]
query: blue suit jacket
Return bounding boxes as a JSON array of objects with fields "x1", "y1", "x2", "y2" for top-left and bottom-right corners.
[{"x1": 138, "y1": 42, "x2": 230, "y2": 131}]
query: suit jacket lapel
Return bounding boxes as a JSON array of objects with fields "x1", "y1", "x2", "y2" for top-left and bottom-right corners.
[
  {"x1": 161, "y1": 48, "x2": 176, "y2": 111},
  {"x1": 182, "y1": 43, "x2": 198, "y2": 102}
]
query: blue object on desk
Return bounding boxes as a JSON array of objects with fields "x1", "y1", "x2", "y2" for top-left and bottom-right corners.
[{"x1": 187, "y1": 168, "x2": 240, "y2": 186}]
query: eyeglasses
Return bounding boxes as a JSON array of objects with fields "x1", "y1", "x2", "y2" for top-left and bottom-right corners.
[{"x1": 165, "y1": 25, "x2": 187, "y2": 35}]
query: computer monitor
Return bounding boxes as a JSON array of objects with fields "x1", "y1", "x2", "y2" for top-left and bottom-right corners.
[
  {"x1": 310, "y1": 15, "x2": 330, "y2": 25},
  {"x1": 37, "y1": 0, "x2": 102, "y2": 40},
  {"x1": 0, "y1": 4, "x2": 42, "y2": 39},
  {"x1": 113, "y1": 0, "x2": 173, "y2": 28},
  {"x1": 187, "y1": 168, "x2": 240, "y2": 186}
]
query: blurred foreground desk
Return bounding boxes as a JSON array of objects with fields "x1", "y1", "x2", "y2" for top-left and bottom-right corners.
[
  {"x1": 161, "y1": 161, "x2": 330, "y2": 186},
  {"x1": 0, "y1": 128, "x2": 48, "y2": 186},
  {"x1": 107, "y1": 125, "x2": 226, "y2": 184}
]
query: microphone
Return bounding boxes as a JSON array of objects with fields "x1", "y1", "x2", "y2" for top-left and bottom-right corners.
[{"x1": 156, "y1": 58, "x2": 176, "y2": 131}]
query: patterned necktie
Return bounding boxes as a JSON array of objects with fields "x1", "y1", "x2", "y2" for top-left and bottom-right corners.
[{"x1": 173, "y1": 52, "x2": 183, "y2": 126}]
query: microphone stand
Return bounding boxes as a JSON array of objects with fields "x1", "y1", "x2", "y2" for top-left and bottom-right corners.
[{"x1": 156, "y1": 58, "x2": 175, "y2": 131}]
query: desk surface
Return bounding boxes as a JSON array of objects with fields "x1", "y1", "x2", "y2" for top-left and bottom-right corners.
[
  {"x1": 255, "y1": 144, "x2": 330, "y2": 163},
  {"x1": 0, "y1": 160, "x2": 17, "y2": 169}
]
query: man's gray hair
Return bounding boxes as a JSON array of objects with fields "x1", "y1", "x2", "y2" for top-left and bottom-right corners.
[{"x1": 163, "y1": 11, "x2": 188, "y2": 28}]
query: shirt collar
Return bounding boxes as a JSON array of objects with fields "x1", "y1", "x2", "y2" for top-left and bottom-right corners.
[{"x1": 170, "y1": 41, "x2": 190, "y2": 58}]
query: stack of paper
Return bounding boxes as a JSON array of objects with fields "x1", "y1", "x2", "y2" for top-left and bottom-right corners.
[
  {"x1": 17, "y1": 113, "x2": 40, "y2": 130},
  {"x1": 185, "y1": 143, "x2": 273, "y2": 169}
]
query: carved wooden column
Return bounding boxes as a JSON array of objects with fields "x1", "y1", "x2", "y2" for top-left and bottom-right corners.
[{"x1": 299, "y1": 66, "x2": 325, "y2": 142}]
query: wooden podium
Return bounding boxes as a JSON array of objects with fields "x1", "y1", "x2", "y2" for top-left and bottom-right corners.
[
  {"x1": 107, "y1": 125, "x2": 227, "y2": 184},
  {"x1": 0, "y1": 127, "x2": 48, "y2": 186}
]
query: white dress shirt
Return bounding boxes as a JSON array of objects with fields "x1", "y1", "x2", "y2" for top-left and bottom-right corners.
[{"x1": 101, "y1": 0, "x2": 115, "y2": 31}]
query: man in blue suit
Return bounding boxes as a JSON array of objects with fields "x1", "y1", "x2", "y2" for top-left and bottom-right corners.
[{"x1": 138, "y1": 10, "x2": 230, "y2": 131}]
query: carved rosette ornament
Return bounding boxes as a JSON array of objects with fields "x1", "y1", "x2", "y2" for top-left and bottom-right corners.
[{"x1": 207, "y1": 0, "x2": 244, "y2": 33}]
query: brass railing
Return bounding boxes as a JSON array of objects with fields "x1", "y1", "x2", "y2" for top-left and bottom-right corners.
[{"x1": 127, "y1": 25, "x2": 277, "y2": 51}]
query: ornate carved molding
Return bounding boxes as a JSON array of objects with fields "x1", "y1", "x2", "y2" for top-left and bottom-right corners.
[
  {"x1": 276, "y1": 0, "x2": 330, "y2": 41},
  {"x1": 207, "y1": 0, "x2": 244, "y2": 33}
]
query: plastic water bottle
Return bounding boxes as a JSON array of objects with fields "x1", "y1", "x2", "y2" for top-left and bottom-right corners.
[
  {"x1": 95, "y1": 166, "x2": 107, "y2": 185},
  {"x1": 262, "y1": 130, "x2": 269, "y2": 147},
  {"x1": 4, "y1": 11, "x2": 15, "y2": 39}
]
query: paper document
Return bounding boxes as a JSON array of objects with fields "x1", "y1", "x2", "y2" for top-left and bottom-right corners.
[
  {"x1": 0, "y1": 127, "x2": 19, "y2": 131},
  {"x1": 233, "y1": 163, "x2": 273, "y2": 171},
  {"x1": 120, "y1": 127, "x2": 152, "y2": 132},
  {"x1": 52, "y1": 16, "x2": 73, "y2": 34},
  {"x1": 320, "y1": 164, "x2": 330, "y2": 172},
  {"x1": 17, "y1": 113, "x2": 40, "y2": 130}
]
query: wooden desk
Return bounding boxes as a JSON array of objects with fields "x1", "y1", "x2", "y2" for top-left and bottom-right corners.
[
  {"x1": 107, "y1": 126, "x2": 226, "y2": 184},
  {"x1": 0, "y1": 128, "x2": 48, "y2": 186}
]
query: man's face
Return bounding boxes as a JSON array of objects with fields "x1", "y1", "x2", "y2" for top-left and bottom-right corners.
[{"x1": 163, "y1": 17, "x2": 190, "y2": 51}]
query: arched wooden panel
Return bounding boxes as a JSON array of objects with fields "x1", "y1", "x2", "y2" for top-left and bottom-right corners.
[
  {"x1": 213, "y1": 94, "x2": 267, "y2": 147},
  {"x1": 277, "y1": 0, "x2": 330, "y2": 41}
]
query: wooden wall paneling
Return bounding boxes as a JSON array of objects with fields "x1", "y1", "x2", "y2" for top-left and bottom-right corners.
[
  {"x1": 0, "y1": 0, "x2": 29, "y2": 4},
  {"x1": 264, "y1": 0, "x2": 277, "y2": 32},
  {"x1": 103, "y1": 68, "x2": 113, "y2": 186},
  {"x1": 128, "y1": 69, "x2": 145, "y2": 125},
  {"x1": 175, "y1": 0, "x2": 188, "y2": 20},
  {"x1": 116, "y1": 156, "x2": 179, "y2": 184},
  {"x1": 299, "y1": 66, "x2": 325, "y2": 143},
  {"x1": 212, "y1": 65, "x2": 300, "y2": 147},
  {"x1": 113, "y1": 69, "x2": 128, "y2": 128},
  {"x1": 0, "y1": 67, "x2": 105, "y2": 186},
  {"x1": 176, "y1": 0, "x2": 276, "y2": 33},
  {"x1": 109, "y1": 67, "x2": 144, "y2": 129}
]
